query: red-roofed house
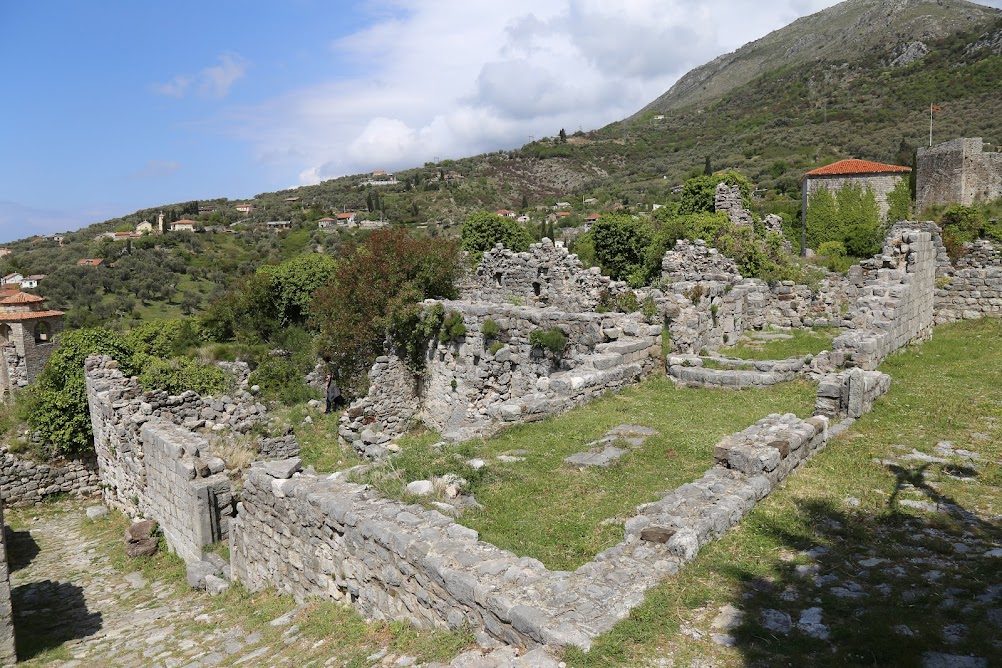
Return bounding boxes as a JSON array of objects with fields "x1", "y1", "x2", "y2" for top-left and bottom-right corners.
[
  {"x1": 317, "y1": 217, "x2": 337, "y2": 230},
  {"x1": 2, "y1": 273, "x2": 23, "y2": 286},
  {"x1": 495, "y1": 209, "x2": 516, "y2": 218},
  {"x1": 336, "y1": 212, "x2": 357, "y2": 226},
  {"x1": 235, "y1": 203, "x2": 253, "y2": 214},
  {"x1": 584, "y1": 214, "x2": 601, "y2": 223},
  {"x1": 77, "y1": 258, "x2": 104, "y2": 267},
  {"x1": 168, "y1": 219, "x2": 197, "y2": 232},
  {"x1": 802, "y1": 159, "x2": 911, "y2": 220}
]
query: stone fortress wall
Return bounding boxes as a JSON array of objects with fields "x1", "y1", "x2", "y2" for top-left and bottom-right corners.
[
  {"x1": 0, "y1": 447, "x2": 99, "y2": 506},
  {"x1": 917, "y1": 137, "x2": 1002, "y2": 212}
]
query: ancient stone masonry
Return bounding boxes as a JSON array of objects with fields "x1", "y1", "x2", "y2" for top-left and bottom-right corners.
[
  {"x1": 814, "y1": 368, "x2": 891, "y2": 421},
  {"x1": 0, "y1": 290, "x2": 64, "y2": 398},
  {"x1": 658, "y1": 240, "x2": 853, "y2": 355},
  {"x1": 0, "y1": 446, "x2": 99, "y2": 506},
  {"x1": 232, "y1": 413, "x2": 831, "y2": 652},
  {"x1": 825, "y1": 225, "x2": 941, "y2": 370},
  {"x1": 935, "y1": 240, "x2": 1002, "y2": 323},
  {"x1": 467, "y1": 239, "x2": 626, "y2": 312},
  {"x1": 340, "y1": 302, "x2": 661, "y2": 449},
  {"x1": 667, "y1": 354, "x2": 808, "y2": 389},
  {"x1": 85, "y1": 356, "x2": 252, "y2": 562},
  {"x1": 714, "y1": 183, "x2": 753, "y2": 228},
  {"x1": 917, "y1": 137, "x2": 1002, "y2": 212},
  {"x1": 0, "y1": 504, "x2": 15, "y2": 667}
]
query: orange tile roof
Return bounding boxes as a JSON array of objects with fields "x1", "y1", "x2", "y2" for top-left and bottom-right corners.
[
  {"x1": 0, "y1": 310, "x2": 64, "y2": 322},
  {"x1": 0, "y1": 292, "x2": 45, "y2": 305},
  {"x1": 336, "y1": 212, "x2": 354, "y2": 219},
  {"x1": 803, "y1": 159, "x2": 911, "y2": 179},
  {"x1": 77, "y1": 258, "x2": 104, "y2": 266}
]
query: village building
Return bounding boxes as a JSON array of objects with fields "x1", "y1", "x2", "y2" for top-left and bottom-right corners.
[
  {"x1": 266, "y1": 221, "x2": 291, "y2": 231},
  {"x1": 336, "y1": 212, "x2": 357, "y2": 227},
  {"x1": 317, "y1": 217, "x2": 337, "y2": 229},
  {"x1": 235, "y1": 203, "x2": 253, "y2": 214},
  {"x1": 136, "y1": 221, "x2": 154, "y2": 234},
  {"x1": 495, "y1": 209, "x2": 516, "y2": 218},
  {"x1": 0, "y1": 290, "x2": 64, "y2": 397},
  {"x1": 1, "y1": 274, "x2": 23, "y2": 286},
  {"x1": 77, "y1": 258, "x2": 104, "y2": 267},
  {"x1": 801, "y1": 159, "x2": 912, "y2": 219},
  {"x1": 19, "y1": 275, "x2": 45, "y2": 289},
  {"x1": 168, "y1": 219, "x2": 197, "y2": 232}
]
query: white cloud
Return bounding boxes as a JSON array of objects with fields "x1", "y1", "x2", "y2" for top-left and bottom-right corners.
[
  {"x1": 130, "y1": 159, "x2": 181, "y2": 180},
  {"x1": 152, "y1": 52, "x2": 248, "y2": 99},
  {"x1": 228, "y1": 0, "x2": 996, "y2": 185}
]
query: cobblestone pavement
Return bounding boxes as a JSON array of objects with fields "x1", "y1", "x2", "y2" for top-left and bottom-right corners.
[{"x1": 7, "y1": 501, "x2": 562, "y2": 668}]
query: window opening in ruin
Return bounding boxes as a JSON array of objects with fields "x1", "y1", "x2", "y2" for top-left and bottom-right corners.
[
  {"x1": 494, "y1": 272, "x2": 503, "y2": 288},
  {"x1": 0, "y1": 324, "x2": 9, "y2": 345},
  {"x1": 533, "y1": 282, "x2": 541, "y2": 297},
  {"x1": 33, "y1": 321, "x2": 50, "y2": 343}
]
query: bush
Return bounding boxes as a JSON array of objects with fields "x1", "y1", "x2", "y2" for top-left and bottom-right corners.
[
  {"x1": 488, "y1": 341, "x2": 505, "y2": 356},
  {"x1": 529, "y1": 328, "x2": 568, "y2": 356},
  {"x1": 136, "y1": 356, "x2": 229, "y2": 396},
  {"x1": 482, "y1": 318, "x2": 500, "y2": 339},
  {"x1": 590, "y1": 215, "x2": 653, "y2": 282},
  {"x1": 461, "y1": 211, "x2": 533, "y2": 265},
  {"x1": 27, "y1": 328, "x2": 137, "y2": 457},
  {"x1": 439, "y1": 310, "x2": 467, "y2": 342},
  {"x1": 311, "y1": 229, "x2": 462, "y2": 388},
  {"x1": 678, "y1": 170, "x2": 753, "y2": 215},
  {"x1": 126, "y1": 319, "x2": 204, "y2": 359},
  {"x1": 616, "y1": 290, "x2": 639, "y2": 313},
  {"x1": 247, "y1": 356, "x2": 318, "y2": 406}
]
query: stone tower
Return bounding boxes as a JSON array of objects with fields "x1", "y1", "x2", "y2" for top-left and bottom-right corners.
[{"x1": 0, "y1": 289, "x2": 64, "y2": 399}]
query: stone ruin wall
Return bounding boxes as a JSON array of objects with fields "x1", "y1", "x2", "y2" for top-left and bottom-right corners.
[
  {"x1": 340, "y1": 302, "x2": 661, "y2": 448},
  {"x1": 917, "y1": 137, "x2": 1002, "y2": 212},
  {"x1": 466, "y1": 239, "x2": 626, "y2": 312},
  {"x1": 825, "y1": 223, "x2": 946, "y2": 371},
  {"x1": 84, "y1": 356, "x2": 255, "y2": 562},
  {"x1": 233, "y1": 412, "x2": 833, "y2": 652},
  {"x1": 803, "y1": 172, "x2": 908, "y2": 220},
  {"x1": 935, "y1": 240, "x2": 1002, "y2": 323},
  {"x1": 658, "y1": 240, "x2": 854, "y2": 356},
  {"x1": 0, "y1": 503, "x2": 14, "y2": 667},
  {"x1": 0, "y1": 446, "x2": 99, "y2": 506}
]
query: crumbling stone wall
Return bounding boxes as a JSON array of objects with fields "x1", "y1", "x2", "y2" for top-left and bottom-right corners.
[
  {"x1": 0, "y1": 447, "x2": 99, "y2": 506},
  {"x1": 0, "y1": 504, "x2": 14, "y2": 667},
  {"x1": 658, "y1": 241, "x2": 852, "y2": 355},
  {"x1": 467, "y1": 239, "x2": 624, "y2": 311},
  {"x1": 826, "y1": 225, "x2": 939, "y2": 370},
  {"x1": 86, "y1": 357, "x2": 241, "y2": 562},
  {"x1": 814, "y1": 368, "x2": 891, "y2": 420},
  {"x1": 917, "y1": 137, "x2": 1002, "y2": 211},
  {"x1": 935, "y1": 240, "x2": 1002, "y2": 323},
  {"x1": 232, "y1": 412, "x2": 830, "y2": 652},
  {"x1": 340, "y1": 303, "x2": 661, "y2": 448},
  {"x1": 714, "y1": 183, "x2": 753, "y2": 228}
]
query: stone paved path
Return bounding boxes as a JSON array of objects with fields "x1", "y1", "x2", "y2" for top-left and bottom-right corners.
[{"x1": 7, "y1": 501, "x2": 564, "y2": 668}]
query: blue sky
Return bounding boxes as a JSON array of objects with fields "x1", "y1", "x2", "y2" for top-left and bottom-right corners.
[{"x1": 1, "y1": 0, "x2": 1000, "y2": 243}]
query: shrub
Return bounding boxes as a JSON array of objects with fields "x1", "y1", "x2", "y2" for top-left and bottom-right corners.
[
  {"x1": 137, "y1": 356, "x2": 229, "y2": 396},
  {"x1": 616, "y1": 290, "x2": 639, "y2": 313},
  {"x1": 590, "y1": 215, "x2": 653, "y2": 282},
  {"x1": 461, "y1": 211, "x2": 533, "y2": 265},
  {"x1": 126, "y1": 319, "x2": 204, "y2": 359},
  {"x1": 247, "y1": 356, "x2": 318, "y2": 405},
  {"x1": 482, "y1": 318, "x2": 500, "y2": 339},
  {"x1": 488, "y1": 341, "x2": 505, "y2": 356},
  {"x1": 529, "y1": 328, "x2": 568, "y2": 356},
  {"x1": 311, "y1": 229, "x2": 462, "y2": 387},
  {"x1": 27, "y1": 328, "x2": 137, "y2": 457},
  {"x1": 439, "y1": 311, "x2": 467, "y2": 342},
  {"x1": 678, "y1": 170, "x2": 753, "y2": 215}
]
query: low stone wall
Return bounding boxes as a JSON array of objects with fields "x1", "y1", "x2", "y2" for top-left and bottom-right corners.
[
  {"x1": 340, "y1": 302, "x2": 661, "y2": 447},
  {"x1": 466, "y1": 239, "x2": 625, "y2": 312},
  {"x1": 935, "y1": 240, "x2": 1002, "y2": 323},
  {"x1": 86, "y1": 357, "x2": 237, "y2": 562},
  {"x1": 814, "y1": 368, "x2": 891, "y2": 420},
  {"x1": 233, "y1": 412, "x2": 831, "y2": 652},
  {"x1": 0, "y1": 447, "x2": 99, "y2": 506},
  {"x1": 0, "y1": 503, "x2": 15, "y2": 667},
  {"x1": 666, "y1": 354, "x2": 807, "y2": 388}
]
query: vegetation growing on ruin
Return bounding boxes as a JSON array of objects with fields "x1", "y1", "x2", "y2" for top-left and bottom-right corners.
[{"x1": 718, "y1": 327, "x2": 839, "y2": 361}]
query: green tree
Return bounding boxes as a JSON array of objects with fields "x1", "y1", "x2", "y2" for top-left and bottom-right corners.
[
  {"x1": 805, "y1": 187, "x2": 840, "y2": 249},
  {"x1": 590, "y1": 214, "x2": 653, "y2": 285},
  {"x1": 460, "y1": 211, "x2": 533, "y2": 264},
  {"x1": 27, "y1": 329, "x2": 137, "y2": 456},
  {"x1": 311, "y1": 229, "x2": 462, "y2": 389},
  {"x1": 258, "y1": 253, "x2": 337, "y2": 326},
  {"x1": 678, "y1": 170, "x2": 753, "y2": 215},
  {"x1": 886, "y1": 178, "x2": 912, "y2": 223}
]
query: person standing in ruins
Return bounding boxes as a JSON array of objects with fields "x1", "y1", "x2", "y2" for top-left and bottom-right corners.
[{"x1": 325, "y1": 371, "x2": 342, "y2": 413}]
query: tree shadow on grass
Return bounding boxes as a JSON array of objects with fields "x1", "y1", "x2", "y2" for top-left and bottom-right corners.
[
  {"x1": 4, "y1": 528, "x2": 39, "y2": 573},
  {"x1": 721, "y1": 465, "x2": 1002, "y2": 667},
  {"x1": 13, "y1": 580, "x2": 102, "y2": 661}
]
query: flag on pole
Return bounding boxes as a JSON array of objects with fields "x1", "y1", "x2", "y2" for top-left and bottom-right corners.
[{"x1": 931, "y1": 105, "x2": 942, "y2": 112}]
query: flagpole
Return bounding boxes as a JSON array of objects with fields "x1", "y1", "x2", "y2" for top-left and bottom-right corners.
[{"x1": 929, "y1": 103, "x2": 933, "y2": 147}]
